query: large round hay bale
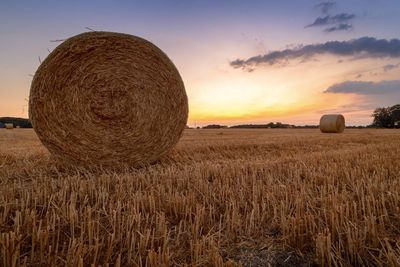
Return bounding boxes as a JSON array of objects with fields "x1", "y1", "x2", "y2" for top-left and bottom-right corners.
[
  {"x1": 319, "y1": 114, "x2": 345, "y2": 133},
  {"x1": 29, "y1": 31, "x2": 188, "y2": 168}
]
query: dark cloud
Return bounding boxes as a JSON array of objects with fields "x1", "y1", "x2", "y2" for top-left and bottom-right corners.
[
  {"x1": 307, "y1": 2, "x2": 356, "y2": 33},
  {"x1": 306, "y1": 16, "x2": 330, "y2": 28},
  {"x1": 324, "y1": 23, "x2": 353, "y2": 32},
  {"x1": 383, "y1": 63, "x2": 400, "y2": 72},
  {"x1": 324, "y1": 80, "x2": 400, "y2": 95},
  {"x1": 230, "y1": 37, "x2": 400, "y2": 70},
  {"x1": 333, "y1": 13, "x2": 356, "y2": 22},
  {"x1": 306, "y1": 13, "x2": 355, "y2": 28},
  {"x1": 322, "y1": 78, "x2": 400, "y2": 119},
  {"x1": 315, "y1": 1, "x2": 336, "y2": 14}
]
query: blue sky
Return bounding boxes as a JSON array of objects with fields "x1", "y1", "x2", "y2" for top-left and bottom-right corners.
[{"x1": 1, "y1": 0, "x2": 400, "y2": 125}]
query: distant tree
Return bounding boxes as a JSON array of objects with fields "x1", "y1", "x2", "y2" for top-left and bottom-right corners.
[
  {"x1": 230, "y1": 122, "x2": 294, "y2": 129},
  {"x1": 0, "y1": 117, "x2": 32, "y2": 128},
  {"x1": 372, "y1": 104, "x2": 400, "y2": 128},
  {"x1": 391, "y1": 104, "x2": 400, "y2": 125},
  {"x1": 202, "y1": 124, "x2": 227, "y2": 129},
  {"x1": 372, "y1": 107, "x2": 392, "y2": 128}
]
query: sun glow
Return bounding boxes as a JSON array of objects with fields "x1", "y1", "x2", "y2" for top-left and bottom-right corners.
[
  {"x1": 188, "y1": 60, "x2": 334, "y2": 124},
  {"x1": 185, "y1": 53, "x2": 397, "y2": 126},
  {"x1": 189, "y1": 78, "x2": 291, "y2": 120}
]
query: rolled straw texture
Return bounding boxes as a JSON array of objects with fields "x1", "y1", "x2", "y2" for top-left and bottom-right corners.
[
  {"x1": 29, "y1": 31, "x2": 188, "y2": 168},
  {"x1": 319, "y1": 114, "x2": 345, "y2": 133}
]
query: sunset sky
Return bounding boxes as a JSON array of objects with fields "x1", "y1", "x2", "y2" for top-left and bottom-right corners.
[{"x1": 1, "y1": 0, "x2": 400, "y2": 126}]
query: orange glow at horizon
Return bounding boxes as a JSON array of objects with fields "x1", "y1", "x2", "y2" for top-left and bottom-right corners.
[{"x1": 185, "y1": 55, "x2": 381, "y2": 126}]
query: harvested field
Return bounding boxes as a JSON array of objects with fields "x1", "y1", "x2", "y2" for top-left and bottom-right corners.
[{"x1": 0, "y1": 129, "x2": 399, "y2": 266}]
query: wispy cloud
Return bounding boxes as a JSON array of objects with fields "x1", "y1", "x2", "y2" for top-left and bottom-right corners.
[
  {"x1": 383, "y1": 63, "x2": 400, "y2": 72},
  {"x1": 317, "y1": 103, "x2": 374, "y2": 114},
  {"x1": 306, "y1": 13, "x2": 356, "y2": 28},
  {"x1": 324, "y1": 80, "x2": 400, "y2": 95},
  {"x1": 315, "y1": 1, "x2": 336, "y2": 14},
  {"x1": 230, "y1": 37, "x2": 400, "y2": 70},
  {"x1": 324, "y1": 23, "x2": 353, "y2": 33},
  {"x1": 306, "y1": 2, "x2": 355, "y2": 33}
]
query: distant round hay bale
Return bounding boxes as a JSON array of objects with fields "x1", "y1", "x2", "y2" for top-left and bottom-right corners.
[
  {"x1": 319, "y1": 114, "x2": 345, "y2": 133},
  {"x1": 29, "y1": 31, "x2": 188, "y2": 168},
  {"x1": 5, "y1": 123, "x2": 13, "y2": 129}
]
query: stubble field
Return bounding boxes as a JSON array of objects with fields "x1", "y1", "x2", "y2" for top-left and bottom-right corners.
[{"x1": 0, "y1": 128, "x2": 399, "y2": 266}]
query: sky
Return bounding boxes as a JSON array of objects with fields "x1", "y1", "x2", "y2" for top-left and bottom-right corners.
[{"x1": 1, "y1": 0, "x2": 400, "y2": 126}]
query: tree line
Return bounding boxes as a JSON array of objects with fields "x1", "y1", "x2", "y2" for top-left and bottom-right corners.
[
  {"x1": 199, "y1": 104, "x2": 400, "y2": 129},
  {"x1": 1, "y1": 104, "x2": 399, "y2": 129},
  {"x1": 0, "y1": 117, "x2": 32, "y2": 128}
]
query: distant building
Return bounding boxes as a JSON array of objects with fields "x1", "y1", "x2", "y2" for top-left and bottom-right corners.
[{"x1": 5, "y1": 123, "x2": 14, "y2": 129}]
